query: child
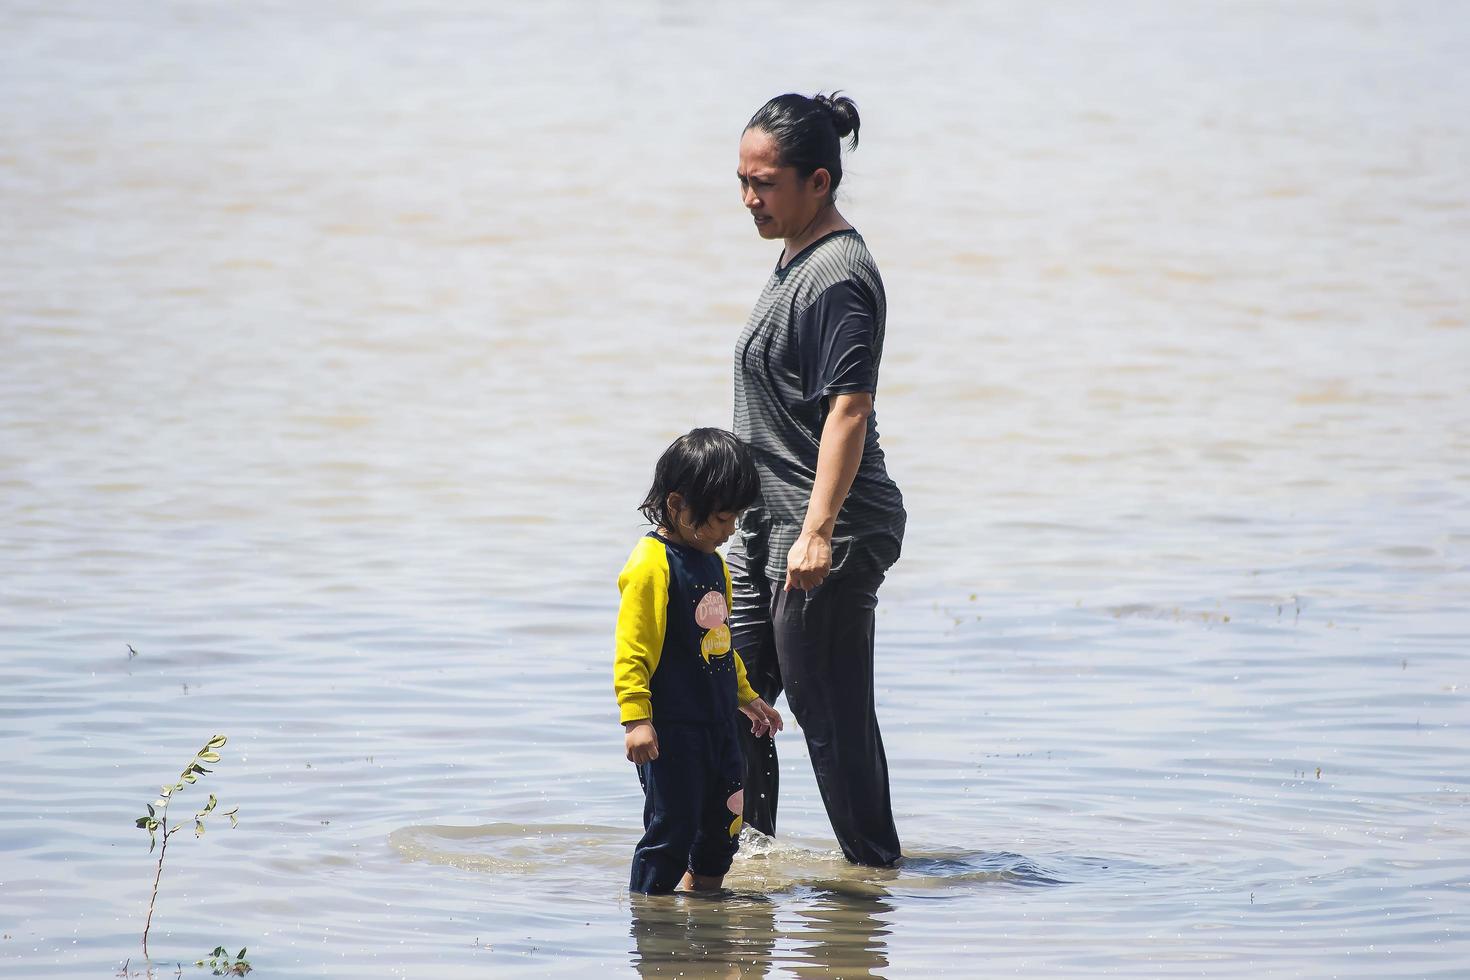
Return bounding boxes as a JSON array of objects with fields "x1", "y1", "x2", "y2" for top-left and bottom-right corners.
[{"x1": 614, "y1": 428, "x2": 784, "y2": 895}]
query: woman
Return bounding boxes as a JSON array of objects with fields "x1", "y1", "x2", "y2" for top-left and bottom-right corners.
[{"x1": 727, "y1": 92, "x2": 906, "y2": 867}]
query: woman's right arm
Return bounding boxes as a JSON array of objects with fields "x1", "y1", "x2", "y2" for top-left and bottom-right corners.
[
  {"x1": 786, "y1": 391, "x2": 872, "y2": 591},
  {"x1": 786, "y1": 276, "x2": 881, "y2": 591}
]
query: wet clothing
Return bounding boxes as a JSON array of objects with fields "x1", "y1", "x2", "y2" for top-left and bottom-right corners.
[
  {"x1": 729, "y1": 229, "x2": 905, "y2": 867},
  {"x1": 614, "y1": 532, "x2": 759, "y2": 893},
  {"x1": 729, "y1": 551, "x2": 900, "y2": 867},
  {"x1": 613, "y1": 533, "x2": 758, "y2": 725},
  {"x1": 631, "y1": 721, "x2": 743, "y2": 893},
  {"x1": 732, "y1": 229, "x2": 906, "y2": 581}
]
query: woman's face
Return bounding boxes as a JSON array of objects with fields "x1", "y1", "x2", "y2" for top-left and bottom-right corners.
[{"x1": 738, "y1": 127, "x2": 827, "y2": 241}]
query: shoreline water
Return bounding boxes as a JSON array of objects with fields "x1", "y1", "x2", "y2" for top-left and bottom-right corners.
[{"x1": 3, "y1": 1, "x2": 1468, "y2": 975}]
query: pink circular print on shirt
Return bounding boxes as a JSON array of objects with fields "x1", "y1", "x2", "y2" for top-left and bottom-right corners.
[{"x1": 694, "y1": 591, "x2": 728, "y2": 629}]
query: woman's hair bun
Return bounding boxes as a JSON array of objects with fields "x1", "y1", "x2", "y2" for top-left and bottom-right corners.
[
  {"x1": 813, "y1": 91, "x2": 860, "y2": 149},
  {"x1": 745, "y1": 91, "x2": 861, "y2": 196}
]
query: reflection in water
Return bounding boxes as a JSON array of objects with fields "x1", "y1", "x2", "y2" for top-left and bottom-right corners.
[
  {"x1": 630, "y1": 892, "x2": 776, "y2": 979},
  {"x1": 629, "y1": 888, "x2": 893, "y2": 978},
  {"x1": 786, "y1": 890, "x2": 893, "y2": 979}
]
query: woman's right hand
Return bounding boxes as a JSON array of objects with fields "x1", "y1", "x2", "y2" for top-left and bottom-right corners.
[
  {"x1": 624, "y1": 720, "x2": 659, "y2": 763},
  {"x1": 785, "y1": 529, "x2": 833, "y2": 591}
]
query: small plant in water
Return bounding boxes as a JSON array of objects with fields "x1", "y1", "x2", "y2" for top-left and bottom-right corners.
[
  {"x1": 196, "y1": 945, "x2": 251, "y2": 976},
  {"x1": 135, "y1": 735, "x2": 241, "y2": 960}
]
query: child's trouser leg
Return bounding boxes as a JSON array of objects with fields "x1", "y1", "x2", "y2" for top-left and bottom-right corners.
[
  {"x1": 631, "y1": 731, "x2": 702, "y2": 894},
  {"x1": 632, "y1": 723, "x2": 742, "y2": 893},
  {"x1": 687, "y1": 723, "x2": 745, "y2": 878},
  {"x1": 728, "y1": 546, "x2": 782, "y2": 837}
]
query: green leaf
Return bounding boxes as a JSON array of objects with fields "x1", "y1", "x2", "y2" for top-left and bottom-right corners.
[
  {"x1": 176, "y1": 782, "x2": 185, "y2": 792},
  {"x1": 195, "y1": 820, "x2": 205, "y2": 838},
  {"x1": 213, "y1": 946, "x2": 227, "y2": 957},
  {"x1": 199, "y1": 751, "x2": 221, "y2": 763},
  {"x1": 160, "y1": 785, "x2": 173, "y2": 797},
  {"x1": 200, "y1": 793, "x2": 217, "y2": 815},
  {"x1": 237, "y1": 947, "x2": 246, "y2": 959},
  {"x1": 146, "y1": 804, "x2": 155, "y2": 817},
  {"x1": 149, "y1": 835, "x2": 156, "y2": 853},
  {"x1": 183, "y1": 772, "x2": 197, "y2": 783},
  {"x1": 208, "y1": 734, "x2": 228, "y2": 749},
  {"x1": 135, "y1": 817, "x2": 150, "y2": 828}
]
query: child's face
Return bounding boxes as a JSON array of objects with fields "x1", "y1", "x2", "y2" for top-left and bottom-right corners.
[{"x1": 667, "y1": 494, "x2": 740, "y2": 554}]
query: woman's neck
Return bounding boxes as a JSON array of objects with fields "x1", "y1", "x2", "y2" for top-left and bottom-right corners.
[{"x1": 781, "y1": 205, "x2": 851, "y2": 268}]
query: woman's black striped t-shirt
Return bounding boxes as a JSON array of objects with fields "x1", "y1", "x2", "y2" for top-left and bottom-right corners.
[{"x1": 730, "y1": 229, "x2": 906, "y2": 582}]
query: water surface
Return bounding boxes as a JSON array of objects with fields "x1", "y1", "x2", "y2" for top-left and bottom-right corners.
[{"x1": 2, "y1": 1, "x2": 1468, "y2": 976}]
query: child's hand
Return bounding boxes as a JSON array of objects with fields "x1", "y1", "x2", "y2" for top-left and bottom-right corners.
[
  {"x1": 624, "y1": 720, "x2": 659, "y2": 763},
  {"x1": 740, "y1": 698, "x2": 784, "y2": 739}
]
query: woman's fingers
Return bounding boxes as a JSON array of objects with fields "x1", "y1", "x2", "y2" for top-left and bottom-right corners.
[
  {"x1": 785, "y1": 535, "x2": 832, "y2": 591},
  {"x1": 785, "y1": 566, "x2": 830, "y2": 592}
]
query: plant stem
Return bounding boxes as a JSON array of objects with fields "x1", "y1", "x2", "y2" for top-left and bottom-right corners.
[{"x1": 142, "y1": 816, "x2": 175, "y2": 958}]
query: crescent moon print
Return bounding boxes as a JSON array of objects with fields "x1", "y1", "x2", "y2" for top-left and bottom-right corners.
[{"x1": 700, "y1": 624, "x2": 731, "y2": 662}]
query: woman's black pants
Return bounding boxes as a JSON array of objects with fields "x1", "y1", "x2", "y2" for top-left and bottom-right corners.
[{"x1": 728, "y1": 554, "x2": 901, "y2": 867}]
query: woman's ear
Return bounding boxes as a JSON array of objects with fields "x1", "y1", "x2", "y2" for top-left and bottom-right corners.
[{"x1": 809, "y1": 167, "x2": 831, "y2": 198}]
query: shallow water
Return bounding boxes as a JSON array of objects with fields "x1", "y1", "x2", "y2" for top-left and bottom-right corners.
[{"x1": 2, "y1": 1, "x2": 1469, "y2": 976}]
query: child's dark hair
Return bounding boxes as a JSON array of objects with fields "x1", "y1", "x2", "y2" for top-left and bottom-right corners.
[{"x1": 639, "y1": 428, "x2": 761, "y2": 531}]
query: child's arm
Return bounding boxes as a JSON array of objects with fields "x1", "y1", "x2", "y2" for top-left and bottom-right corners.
[
  {"x1": 739, "y1": 695, "x2": 783, "y2": 738},
  {"x1": 615, "y1": 539, "x2": 669, "y2": 761},
  {"x1": 624, "y1": 721, "x2": 658, "y2": 763},
  {"x1": 732, "y1": 650, "x2": 785, "y2": 739}
]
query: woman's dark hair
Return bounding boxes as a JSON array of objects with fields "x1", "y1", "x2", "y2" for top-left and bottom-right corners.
[
  {"x1": 745, "y1": 91, "x2": 860, "y2": 198},
  {"x1": 639, "y1": 428, "x2": 761, "y2": 531}
]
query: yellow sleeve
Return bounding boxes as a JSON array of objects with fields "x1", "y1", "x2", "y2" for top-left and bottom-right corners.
[
  {"x1": 614, "y1": 538, "x2": 670, "y2": 724},
  {"x1": 722, "y1": 554, "x2": 760, "y2": 707}
]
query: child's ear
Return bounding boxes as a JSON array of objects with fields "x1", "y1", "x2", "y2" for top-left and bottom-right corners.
[{"x1": 665, "y1": 491, "x2": 685, "y2": 517}]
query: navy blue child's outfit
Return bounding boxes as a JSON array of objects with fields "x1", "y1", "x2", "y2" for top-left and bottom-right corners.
[{"x1": 613, "y1": 531, "x2": 761, "y2": 894}]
